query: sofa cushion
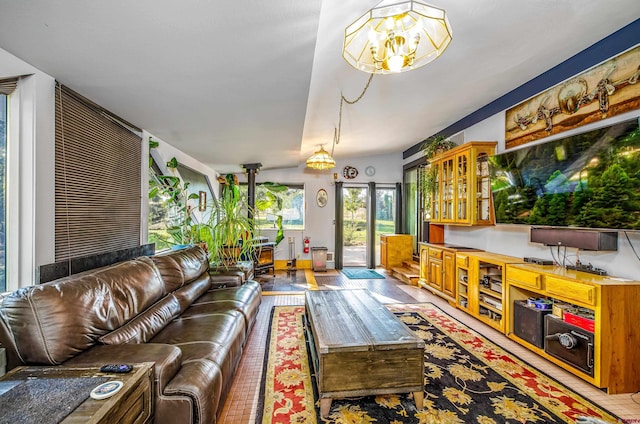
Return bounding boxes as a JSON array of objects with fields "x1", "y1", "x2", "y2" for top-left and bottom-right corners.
[
  {"x1": 172, "y1": 275, "x2": 211, "y2": 312},
  {"x1": 0, "y1": 256, "x2": 164, "y2": 364},
  {"x1": 151, "y1": 246, "x2": 209, "y2": 293},
  {"x1": 99, "y1": 294, "x2": 182, "y2": 344}
]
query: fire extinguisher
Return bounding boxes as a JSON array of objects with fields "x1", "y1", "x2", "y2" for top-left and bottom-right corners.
[{"x1": 303, "y1": 237, "x2": 310, "y2": 254}]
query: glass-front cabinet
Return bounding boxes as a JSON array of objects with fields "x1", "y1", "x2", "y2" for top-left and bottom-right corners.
[
  {"x1": 429, "y1": 141, "x2": 497, "y2": 226},
  {"x1": 430, "y1": 162, "x2": 441, "y2": 222}
]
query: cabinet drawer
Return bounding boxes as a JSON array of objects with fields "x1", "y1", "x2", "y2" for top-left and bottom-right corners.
[
  {"x1": 506, "y1": 267, "x2": 542, "y2": 289},
  {"x1": 456, "y1": 254, "x2": 468, "y2": 267},
  {"x1": 545, "y1": 276, "x2": 596, "y2": 306},
  {"x1": 429, "y1": 248, "x2": 443, "y2": 259}
]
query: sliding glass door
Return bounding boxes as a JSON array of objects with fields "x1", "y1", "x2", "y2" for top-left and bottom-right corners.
[
  {"x1": 342, "y1": 186, "x2": 368, "y2": 267},
  {"x1": 374, "y1": 186, "x2": 396, "y2": 266}
]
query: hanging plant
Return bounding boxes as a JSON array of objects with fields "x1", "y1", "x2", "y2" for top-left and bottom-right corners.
[{"x1": 421, "y1": 135, "x2": 457, "y2": 159}]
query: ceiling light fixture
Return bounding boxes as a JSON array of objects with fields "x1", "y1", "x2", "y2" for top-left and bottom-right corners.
[
  {"x1": 305, "y1": 75, "x2": 374, "y2": 170},
  {"x1": 306, "y1": 144, "x2": 336, "y2": 170},
  {"x1": 343, "y1": 0, "x2": 452, "y2": 74}
]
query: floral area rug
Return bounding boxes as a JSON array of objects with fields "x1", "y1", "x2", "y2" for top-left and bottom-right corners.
[{"x1": 256, "y1": 303, "x2": 622, "y2": 424}]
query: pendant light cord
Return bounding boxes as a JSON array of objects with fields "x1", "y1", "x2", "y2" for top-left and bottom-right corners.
[{"x1": 332, "y1": 74, "x2": 375, "y2": 156}]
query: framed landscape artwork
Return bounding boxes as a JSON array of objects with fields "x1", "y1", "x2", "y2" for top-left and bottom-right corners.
[{"x1": 505, "y1": 45, "x2": 640, "y2": 149}]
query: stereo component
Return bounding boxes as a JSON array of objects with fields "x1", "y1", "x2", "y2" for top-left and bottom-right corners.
[
  {"x1": 513, "y1": 301, "x2": 551, "y2": 348},
  {"x1": 530, "y1": 227, "x2": 618, "y2": 251},
  {"x1": 523, "y1": 257, "x2": 554, "y2": 265}
]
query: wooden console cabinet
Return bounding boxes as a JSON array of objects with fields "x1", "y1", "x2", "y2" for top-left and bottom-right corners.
[
  {"x1": 505, "y1": 264, "x2": 640, "y2": 394},
  {"x1": 380, "y1": 234, "x2": 412, "y2": 270},
  {"x1": 419, "y1": 243, "x2": 480, "y2": 303},
  {"x1": 429, "y1": 141, "x2": 497, "y2": 226},
  {"x1": 456, "y1": 251, "x2": 524, "y2": 333}
]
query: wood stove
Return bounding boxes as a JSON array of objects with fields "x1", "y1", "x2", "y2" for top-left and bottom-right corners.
[{"x1": 253, "y1": 238, "x2": 275, "y2": 275}]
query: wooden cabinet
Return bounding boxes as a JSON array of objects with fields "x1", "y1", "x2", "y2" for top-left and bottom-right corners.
[
  {"x1": 505, "y1": 264, "x2": 640, "y2": 394},
  {"x1": 442, "y1": 251, "x2": 456, "y2": 298},
  {"x1": 458, "y1": 252, "x2": 524, "y2": 332},
  {"x1": 429, "y1": 141, "x2": 497, "y2": 226},
  {"x1": 380, "y1": 234, "x2": 413, "y2": 270},
  {"x1": 418, "y1": 243, "x2": 481, "y2": 303}
]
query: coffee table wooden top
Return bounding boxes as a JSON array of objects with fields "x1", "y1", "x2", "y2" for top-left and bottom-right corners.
[{"x1": 304, "y1": 289, "x2": 424, "y2": 354}]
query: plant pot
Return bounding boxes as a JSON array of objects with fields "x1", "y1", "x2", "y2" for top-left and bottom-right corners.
[{"x1": 171, "y1": 244, "x2": 191, "y2": 251}]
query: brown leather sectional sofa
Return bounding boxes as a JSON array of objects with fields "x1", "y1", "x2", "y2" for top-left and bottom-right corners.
[{"x1": 0, "y1": 246, "x2": 261, "y2": 424}]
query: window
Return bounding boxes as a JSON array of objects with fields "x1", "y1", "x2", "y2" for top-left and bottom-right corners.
[
  {"x1": 148, "y1": 161, "x2": 174, "y2": 251},
  {"x1": 0, "y1": 94, "x2": 6, "y2": 292},
  {"x1": 241, "y1": 183, "x2": 305, "y2": 230}
]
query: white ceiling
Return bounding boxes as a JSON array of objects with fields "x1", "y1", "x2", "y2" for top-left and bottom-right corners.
[{"x1": 0, "y1": 1, "x2": 638, "y2": 172}]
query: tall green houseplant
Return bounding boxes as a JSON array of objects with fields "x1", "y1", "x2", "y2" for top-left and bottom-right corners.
[
  {"x1": 254, "y1": 181, "x2": 288, "y2": 246},
  {"x1": 207, "y1": 174, "x2": 255, "y2": 266},
  {"x1": 149, "y1": 140, "x2": 200, "y2": 248}
]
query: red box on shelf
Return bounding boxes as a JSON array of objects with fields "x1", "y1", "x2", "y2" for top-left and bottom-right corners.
[{"x1": 563, "y1": 311, "x2": 595, "y2": 333}]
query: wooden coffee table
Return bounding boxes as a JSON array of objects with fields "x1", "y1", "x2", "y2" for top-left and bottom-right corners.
[{"x1": 304, "y1": 289, "x2": 425, "y2": 417}]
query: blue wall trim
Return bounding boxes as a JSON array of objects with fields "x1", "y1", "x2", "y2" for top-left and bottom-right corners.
[{"x1": 403, "y1": 18, "x2": 640, "y2": 159}]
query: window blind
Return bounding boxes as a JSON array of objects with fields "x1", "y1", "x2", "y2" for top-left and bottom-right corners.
[
  {"x1": 55, "y1": 83, "x2": 142, "y2": 262},
  {"x1": 0, "y1": 77, "x2": 18, "y2": 95}
]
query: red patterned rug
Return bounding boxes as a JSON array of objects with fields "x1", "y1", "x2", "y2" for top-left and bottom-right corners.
[{"x1": 256, "y1": 303, "x2": 622, "y2": 423}]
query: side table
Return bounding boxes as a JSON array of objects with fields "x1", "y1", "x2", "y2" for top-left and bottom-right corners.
[{"x1": 0, "y1": 362, "x2": 153, "y2": 423}]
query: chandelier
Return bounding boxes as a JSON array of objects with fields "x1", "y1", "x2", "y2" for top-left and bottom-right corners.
[
  {"x1": 343, "y1": 0, "x2": 452, "y2": 74},
  {"x1": 306, "y1": 145, "x2": 336, "y2": 170}
]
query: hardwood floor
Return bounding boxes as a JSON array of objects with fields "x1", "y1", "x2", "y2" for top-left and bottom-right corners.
[{"x1": 218, "y1": 269, "x2": 640, "y2": 423}]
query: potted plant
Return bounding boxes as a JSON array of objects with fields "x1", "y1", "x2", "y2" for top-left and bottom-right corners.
[
  {"x1": 254, "y1": 181, "x2": 288, "y2": 246},
  {"x1": 148, "y1": 143, "x2": 200, "y2": 249},
  {"x1": 206, "y1": 173, "x2": 255, "y2": 266},
  {"x1": 420, "y1": 134, "x2": 457, "y2": 159}
]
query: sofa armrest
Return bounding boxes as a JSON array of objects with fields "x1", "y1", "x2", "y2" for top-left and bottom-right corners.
[{"x1": 64, "y1": 343, "x2": 182, "y2": 393}]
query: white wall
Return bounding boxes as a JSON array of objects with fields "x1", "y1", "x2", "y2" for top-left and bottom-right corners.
[{"x1": 238, "y1": 152, "x2": 403, "y2": 262}]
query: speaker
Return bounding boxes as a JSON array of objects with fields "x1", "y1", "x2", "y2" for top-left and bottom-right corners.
[
  {"x1": 530, "y1": 227, "x2": 618, "y2": 251},
  {"x1": 513, "y1": 301, "x2": 552, "y2": 348}
]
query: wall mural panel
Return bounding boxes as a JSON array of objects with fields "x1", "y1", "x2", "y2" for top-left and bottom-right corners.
[{"x1": 505, "y1": 45, "x2": 640, "y2": 149}]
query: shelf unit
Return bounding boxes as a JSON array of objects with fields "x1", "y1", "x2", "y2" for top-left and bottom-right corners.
[
  {"x1": 456, "y1": 253, "x2": 471, "y2": 312},
  {"x1": 459, "y1": 252, "x2": 524, "y2": 333},
  {"x1": 505, "y1": 263, "x2": 640, "y2": 394}
]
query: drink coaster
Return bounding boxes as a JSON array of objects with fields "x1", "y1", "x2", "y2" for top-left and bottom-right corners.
[{"x1": 90, "y1": 380, "x2": 123, "y2": 400}]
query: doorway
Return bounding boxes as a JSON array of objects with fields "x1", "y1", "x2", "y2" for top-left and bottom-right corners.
[
  {"x1": 338, "y1": 184, "x2": 399, "y2": 268},
  {"x1": 374, "y1": 186, "x2": 397, "y2": 266},
  {"x1": 342, "y1": 186, "x2": 368, "y2": 267}
]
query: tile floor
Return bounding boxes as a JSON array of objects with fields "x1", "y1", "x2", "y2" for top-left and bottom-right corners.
[{"x1": 218, "y1": 269, "x2": 640, "y2": 423}]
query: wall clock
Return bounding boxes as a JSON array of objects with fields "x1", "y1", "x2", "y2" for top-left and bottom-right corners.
[
  {"x1": 365, "y1": 166, "x2": 375, "y2": 176},
  {"x1": 343, "y1": 166, "x2": 358, "y2": 179}
]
